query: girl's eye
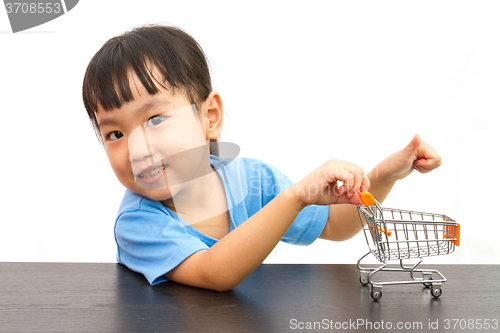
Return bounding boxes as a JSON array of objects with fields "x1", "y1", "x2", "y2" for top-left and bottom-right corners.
[
  {"x1": 107, "y1": 131, "x2": 123, "y2": 141},
  {"x1": 146, "y1": 114, "x2": 165, "y2": 127}
]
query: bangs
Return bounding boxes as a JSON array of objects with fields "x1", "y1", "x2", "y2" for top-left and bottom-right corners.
[{"x1": 83, "y1": 39, "x2": 176, "y2": 116}]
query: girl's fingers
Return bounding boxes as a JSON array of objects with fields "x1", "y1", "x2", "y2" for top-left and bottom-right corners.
[
  {"x1": 334, "y1": 169, "x2": 354, "y2": 193},
  {"x1": 414, "y1": 156, "x2": 441, "y2": 173},
  {"x1": 414, "y1": 141, "x2": 442, "y2": 173},
  {"x1": 336, "y1": 165, "x2": 367, "y2": 199},
  {"x1": 310, "y1": 159, "x2": 369, "y2": 205},
  {"x1": 347, "y1": 166, "x2": 366, "y2": 197}
]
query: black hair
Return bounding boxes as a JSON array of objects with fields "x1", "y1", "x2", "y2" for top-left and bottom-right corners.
[{"x1": 82, "y1": 24, "x2": 218, "y2": 155}]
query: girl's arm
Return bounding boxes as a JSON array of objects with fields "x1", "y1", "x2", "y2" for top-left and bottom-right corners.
[
  {"x1": 166, "y1": 190, "x2": 304, "y2": 291},
  {"x1": 319, "y1": 134, "x2": 442, "y2": 241},
  {"x1": 165, "y1": 159, "x2": 369, "y2": 291}
]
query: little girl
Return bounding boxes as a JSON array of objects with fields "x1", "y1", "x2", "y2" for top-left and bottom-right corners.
[{"x1": 83, "y1": 24, "x2": 441, "y2": 291}]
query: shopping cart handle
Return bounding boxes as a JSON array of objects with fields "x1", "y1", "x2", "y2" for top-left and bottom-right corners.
[{"x1": 359, "y1": 191, "x2": 377, "y2": 207}]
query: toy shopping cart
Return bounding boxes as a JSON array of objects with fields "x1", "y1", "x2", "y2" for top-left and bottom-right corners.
[{"x1": 356, "y1": 192, "x2": 460, "y2": 300}]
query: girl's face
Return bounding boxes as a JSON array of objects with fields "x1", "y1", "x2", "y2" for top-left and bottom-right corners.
[{"x1": 96, "y1": 75, "x2": 212, "y2": 202}]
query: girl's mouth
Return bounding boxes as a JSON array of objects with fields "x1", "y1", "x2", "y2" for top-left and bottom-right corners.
[{"x1": 136, "y1": 165, "x2": 166, "y2": 185}]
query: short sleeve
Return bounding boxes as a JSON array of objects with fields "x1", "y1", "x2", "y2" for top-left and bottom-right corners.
[
  {"x1": 243, "y1": 158, "x2": 329, "y2": 246},
  {"x1": 282, "y1": 205, "x2": 329, "y2": 245},
  {"x1": 115, "y1": 209, "x2": 209, "y2": 285}
]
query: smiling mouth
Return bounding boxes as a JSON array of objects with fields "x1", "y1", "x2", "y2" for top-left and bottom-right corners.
[
  {"x1": 137, "y1": 165, "x2": 165, "y2": 178},
  {"x1": 134, "y1": 163, "x2": 167, "y2": 187}
]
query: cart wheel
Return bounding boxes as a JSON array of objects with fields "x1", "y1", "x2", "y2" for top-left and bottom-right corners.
[
  {"x1": 370, "y1": 287, "x2": 382, "y2": 300},
  {"x1": 431, "y1": 288, "x2": 442, "y2": 298}
]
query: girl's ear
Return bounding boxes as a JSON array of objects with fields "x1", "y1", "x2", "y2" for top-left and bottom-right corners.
[{"x1": 203, "y1": 91, "x2": 223, "y2": 140}]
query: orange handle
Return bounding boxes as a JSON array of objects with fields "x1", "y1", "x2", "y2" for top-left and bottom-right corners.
[
  {"x1": 360, "y1": 192, "x2": 392, "y2": 236},
  {"x1": 359, "y1": 191, "x2": 377, "y2": 206}
]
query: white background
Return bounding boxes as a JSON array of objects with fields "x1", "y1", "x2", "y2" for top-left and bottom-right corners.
[{"x1": 1, "y1": 0, "x2": 498, "y2": 265}]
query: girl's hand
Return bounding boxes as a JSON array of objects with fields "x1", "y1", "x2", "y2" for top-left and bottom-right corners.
[
  {"x1": 287, "y1": 159, "x2": 370, "y2": 207},
  {"x1": 379, "y1": 134, "x2": 442, "y2": 181}
]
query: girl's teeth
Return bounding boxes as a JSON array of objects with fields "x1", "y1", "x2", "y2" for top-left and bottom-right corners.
[{"x1": 139, "y1": 166, "x2": 164, "y2": 178}]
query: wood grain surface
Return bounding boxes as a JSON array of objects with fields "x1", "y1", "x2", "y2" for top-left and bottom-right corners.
[{"x1": 0, "y1": 263, "x2": 498, "y2": 332}]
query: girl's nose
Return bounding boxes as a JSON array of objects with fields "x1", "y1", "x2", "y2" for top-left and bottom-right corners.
[{"x1": 128, "y1": 124, "x2": 155, "y2": 162}]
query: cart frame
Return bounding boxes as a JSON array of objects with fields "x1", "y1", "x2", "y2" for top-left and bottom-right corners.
[{"x1": 356, "y1": 192, "x2": 460, "y2": 300}]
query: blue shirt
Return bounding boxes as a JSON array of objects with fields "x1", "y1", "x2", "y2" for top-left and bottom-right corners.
[{"x1": 114, "y1": 156, "x2": 329, "y2": 285}]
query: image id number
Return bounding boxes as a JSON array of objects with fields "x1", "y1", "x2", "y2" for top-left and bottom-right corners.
[
  {"x1": 5, "y1": 2, "x2": 62, "y2": 14},
  {"x1": 444, "y1": 319, "x2": 498, "y2": 330}
]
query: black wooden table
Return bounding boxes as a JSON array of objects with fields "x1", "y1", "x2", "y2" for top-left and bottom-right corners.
[{"x1": 0, "y1": 263, "x2": 498, "y2": 332}]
